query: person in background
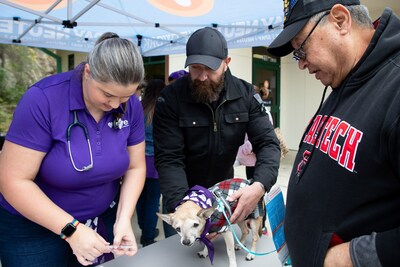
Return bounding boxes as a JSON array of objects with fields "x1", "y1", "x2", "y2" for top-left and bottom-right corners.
[
  {"x1": 258, "y1": 82, "x2": 273, "y2": 123},
  {"x1": 0, "y1": 32, "x2": 146, "y2": 266},
  {"x1": 136, "y1": 79, "x2": 165, "y2": 247},
  {"x1": 154, "y1": 27, "x2": 281, "y2": 238},
  {"x1": 135, "y1": 81, "x2": 146, "y2": 101},
  {"x1": 235, "y1": 85, "x2": 274, "y2": 179},
  {"x1": 268, "y1": 0, "x2": 400, "y2": 266},
  {"x1": 260, "y1": 80, "x2": 270, "y2": 101},
  {"x1": 167, "y1": 69, "x2": 188, "y2": 84}
]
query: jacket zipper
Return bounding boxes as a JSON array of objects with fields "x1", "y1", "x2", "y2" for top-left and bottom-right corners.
[
  {"x1": 206, "y1": 99, "x2": 227, "y2": 132},
  {"x1": 205, "y1": 99, "x2": 227, "y2": 181}
]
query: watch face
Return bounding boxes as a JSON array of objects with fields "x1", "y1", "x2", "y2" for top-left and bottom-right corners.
[{"x1": 62, "y1": 223, "x2": 77, "y2": 237}]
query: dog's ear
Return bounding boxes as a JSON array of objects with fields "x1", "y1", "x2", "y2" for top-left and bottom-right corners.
[
  {"x1": 156, "y1": 212, "x2": 173, "y2": 225},
  {"x1": 197, "y1": 207, "x2": 215, "y2": 219}
]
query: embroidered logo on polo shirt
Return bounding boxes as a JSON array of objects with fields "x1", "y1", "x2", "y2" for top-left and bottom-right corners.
[{"x1": 108, "y1": 119, "x2": 129, "y2": 130}]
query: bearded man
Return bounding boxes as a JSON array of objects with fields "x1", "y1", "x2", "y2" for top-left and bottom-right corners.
[{"x1": 153, "y1": 27, "x2": 281, "y2": 238}]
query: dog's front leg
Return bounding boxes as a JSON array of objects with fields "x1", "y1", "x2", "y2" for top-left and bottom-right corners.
[
  {"x1": 222, "y1": 231, "x2": 237, "y2": 267},
  {"x1": 235, "y1": 221, "x2": 249, "y2": 251}
]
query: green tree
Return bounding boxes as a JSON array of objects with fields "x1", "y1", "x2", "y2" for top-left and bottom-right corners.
[{"x1": 0, "y1": 44, "x2": 56, "y2": 133}]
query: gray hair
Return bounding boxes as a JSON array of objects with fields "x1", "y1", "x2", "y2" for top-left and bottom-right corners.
[
  {"x1": 87, "y1": 36, "x2": 145, "y2": 86},
  {"x1": 311, "y1": 5, "x2": 372, "y2": 29}
]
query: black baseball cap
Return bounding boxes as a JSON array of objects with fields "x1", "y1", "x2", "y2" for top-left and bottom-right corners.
[
  {"x1": 267, "y1": 0, "x2": 360, "y2": 57},
  {"x1": 185, "y1": 27, "x2": 228, "y2": 70}
]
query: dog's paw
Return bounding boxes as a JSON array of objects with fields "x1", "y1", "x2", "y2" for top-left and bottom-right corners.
[
  {"x1": 197, "y1": 245, "x2": 209, "y2": 258},
  {"x1": 245, "y1": 253, "x2": 256, "y2": 261},
  {"x1": 197, "y1": 250, "x2": 208, "y2": 258},
  {"x1": 235, "y1": 243, "x2": 246, "y2": 251}
]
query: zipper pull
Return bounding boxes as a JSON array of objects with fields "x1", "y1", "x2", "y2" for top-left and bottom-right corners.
[{"x1": 213, "y1": 122, "x2": 217, "y2": 132}]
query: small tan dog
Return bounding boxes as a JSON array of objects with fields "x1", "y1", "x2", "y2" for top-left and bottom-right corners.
[{"x1": 157, "y1": 178, "x2": 265, "y2": 267}]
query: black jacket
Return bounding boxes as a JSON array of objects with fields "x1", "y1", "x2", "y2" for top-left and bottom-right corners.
[
  {"x1": 153, "y1": 69, "x2": 280, "y2": 212},
  {"x1": 285, "y1": 8, "x2": 400, "y2": 267}
]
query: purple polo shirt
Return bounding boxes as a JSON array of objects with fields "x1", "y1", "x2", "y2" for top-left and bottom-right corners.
[{"x1": 1, "y1": 63, "x2": 145, "y2": 221}]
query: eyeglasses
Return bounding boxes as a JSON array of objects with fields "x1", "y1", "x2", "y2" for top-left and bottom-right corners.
[{"x1": 293, "y1": 12, "x2": 329, "y2": 61}]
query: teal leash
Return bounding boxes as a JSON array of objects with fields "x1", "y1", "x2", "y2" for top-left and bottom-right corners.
[{"x1": 215, "y1": 198, "x2": 277, "y2": 256}]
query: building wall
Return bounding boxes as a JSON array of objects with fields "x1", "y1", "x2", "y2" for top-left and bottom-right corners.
[
  {"x1": 227, "y1": 48, "x2": 252, "y2": 82},
  {"x1": 168, "y1": 54, "x2": 186, "y2": 77},
  {"x1": 57, "y1": 50, "x2": 87, "y2": 70}
]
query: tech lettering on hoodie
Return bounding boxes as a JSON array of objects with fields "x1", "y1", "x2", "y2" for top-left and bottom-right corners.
[{"x1": 302, "y1": 115, "x2": 363, "y2": 172}]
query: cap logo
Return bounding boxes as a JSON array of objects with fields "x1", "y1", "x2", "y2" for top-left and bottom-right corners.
[{"x1": 283, "y1": 0, "x2": 297, "y2": 22}]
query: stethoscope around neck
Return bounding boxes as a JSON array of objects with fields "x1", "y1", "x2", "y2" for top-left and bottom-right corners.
[{"x1": 67, "y1": 110, "x2": 94, "y2": 172}]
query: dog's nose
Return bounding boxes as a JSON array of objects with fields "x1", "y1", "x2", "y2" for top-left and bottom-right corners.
[{"x1": 182, "y1": 239, "x2": 191, "y2": 246}]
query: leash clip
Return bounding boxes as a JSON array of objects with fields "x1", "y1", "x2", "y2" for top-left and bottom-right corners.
[{"x1": 211, "y1": 188, "x2": 232, "y2": 217}]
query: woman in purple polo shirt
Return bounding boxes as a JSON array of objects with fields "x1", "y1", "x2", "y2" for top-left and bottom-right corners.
[{"x1": 0, "y1": 32, "x2": 146, "y2": 266}]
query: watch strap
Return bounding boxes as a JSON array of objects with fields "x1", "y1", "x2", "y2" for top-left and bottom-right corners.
[{"x1": 60, "y1": 219, "x2": 80, "y2": 240}]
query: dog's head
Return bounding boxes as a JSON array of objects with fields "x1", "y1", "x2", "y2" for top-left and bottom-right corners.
[{"x1": 157, "y1": 201, "x2": 215, "y2": 246}]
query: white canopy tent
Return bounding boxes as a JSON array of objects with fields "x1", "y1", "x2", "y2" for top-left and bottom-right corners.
[{"x1": 0, "y1": 0, "x2": 284, "y2": 56}]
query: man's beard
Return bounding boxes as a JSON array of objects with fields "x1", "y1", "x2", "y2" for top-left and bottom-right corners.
[{"x1": 191, "y1": 73, "x2": 225, "y2": 103}]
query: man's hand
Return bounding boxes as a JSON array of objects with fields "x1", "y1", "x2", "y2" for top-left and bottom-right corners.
[
  {"x1": 226, "y1": 182, "x2": 265, "y2": 224},
  {"x1": 324, "y1": 242, "x2": 353, "y2": 267},
  {"x1": 206, "y1": 232, "x2": 220, "y2": 242}
]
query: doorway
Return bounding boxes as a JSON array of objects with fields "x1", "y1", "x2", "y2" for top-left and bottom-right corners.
[
  {"x1": 252, "y1": 47, "x2": 280, "y2": 126},
  {"x1": 143, "y1": 55, "x2": 166, "y2": 81}
]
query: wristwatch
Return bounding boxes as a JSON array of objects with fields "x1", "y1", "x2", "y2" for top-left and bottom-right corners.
[{"x1": 60, "y1": 219, "x2": 80, "y2": 240}]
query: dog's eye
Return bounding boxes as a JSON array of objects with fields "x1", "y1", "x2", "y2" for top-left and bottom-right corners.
[
  {"x1": 193, "y1": 223, "x2": 199, "y2": 228},
  {"x1": 176, "y1": 227, "x2": 181, "y2": 233}
]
